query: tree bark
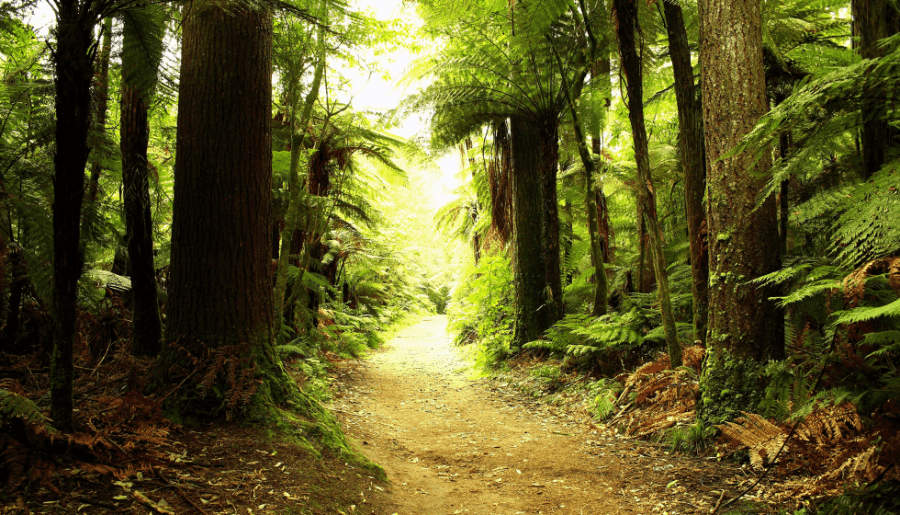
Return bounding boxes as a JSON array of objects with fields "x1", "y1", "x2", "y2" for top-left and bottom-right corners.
[
  {"x1": 121, "y1": 82, "x2": 163, "y2": 357},
  {"x1": 698, "y1": 0, "x2": 784, "y2": 424},
  {"x1": 511, "y1": 117, "x2": 553, "y2": 347},
  {"x1": 51, "y1": 0, "x2": 95, "y2": 433},
  {"x1": 614, "y1": 0, "x2": 682, "y2": 368},
  {"x1": 87, "y1": 17, "x2": 113, "y2": 204},
  {"x1": 852, "y1": 0, "x2": 900, "y2": 179},
  {"x1": 538, "y1": 117, "x2": 563, "y2": 321},
  {"x1": 2, "y1": 248, "x2": 25, "y2": 353},
  {"x1": 158, "y1": 1, "x2": 281, "y2": 419},
  {"x1": 662, "y1": 1, "x2": 708, "y2": 346}
]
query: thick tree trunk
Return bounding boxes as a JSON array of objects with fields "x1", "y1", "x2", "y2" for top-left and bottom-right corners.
[
  {"x1": 511, "y1": 118, "x2": 552, "y2": 347},
  {"x1": 51, "y1": 1, "x2": 94, "y2": 433},
  {"x1": 852, "y1": 0, "x2": 900, "y2": 179},
  {"x1": 158, "y1": 1, "x2": 282, "y2": 420},
  {"x1": 698, "y1": 0, "x2": 784, "y2": 424},
  {"x1": 121, "y1": 82, "x2": 163, "y2": 356},
  {"x1": 538, "y1": 118, "x2": 563, "y2": 320},
  {"x1": 663, "y1": 1, "x2": 708, "y2": 346},
  {"x1": 614, "y1": 0, "x2": 682, "y2": 368},
  {"x1": 87, "y1": 17, "x2": 112, "y2": 204}
]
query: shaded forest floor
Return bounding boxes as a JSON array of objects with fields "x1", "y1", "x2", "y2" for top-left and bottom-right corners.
[
  {"x1": 330, "y1": 316, "x2": 772, "y2": 515},
  {"x1": 2, "y1": 423, "x2": 392, "y2": 515},
  {"x1": 6, "y1": 315, "x2": 877, "y2": 514}
]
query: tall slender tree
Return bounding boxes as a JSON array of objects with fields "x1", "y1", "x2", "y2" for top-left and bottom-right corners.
[
  {"x1": 86, "y1": 16, "x2": 112, "y2": 205},
  {"x1": 661, "y1": 1, "x2": 708, "y2": 345},
  {"x1": 614, "y1": 0, "x2": 682, "y2": 368},
  {"x1": 697, "y1": 0, "x2": 784, "y2": 423},
  {"x1": 273, "y1": 3, "x2": 327, "y2": 333},
  {"x1": 120, "y1": 6, "x2": 165, "y2": 356},
  {"x1": 51, "y1": 0, "x2": 99, "y2": 432}
]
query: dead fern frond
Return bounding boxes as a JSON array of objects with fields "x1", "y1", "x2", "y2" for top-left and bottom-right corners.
[
  {"x1": 796, "y1": 402, "x2": 862, "y2": 444},
  {"x1": 719, "y1": 412, "x2": 788, "y2": 468},
  {"x1": 823, "y1": 444, "x2": 881, "y2": 482},
  {"x1": 842, "y1": 256, "x2": 900, "y2": 307}
]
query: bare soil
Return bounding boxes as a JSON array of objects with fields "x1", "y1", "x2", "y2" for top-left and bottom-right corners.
[{"x1": 332, "y1": 316, "x2": 757, "y2": 515}]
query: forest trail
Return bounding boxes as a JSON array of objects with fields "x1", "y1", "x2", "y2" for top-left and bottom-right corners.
[{"x1": 332, "y1": 316, "x2": 735, "y2": 515}]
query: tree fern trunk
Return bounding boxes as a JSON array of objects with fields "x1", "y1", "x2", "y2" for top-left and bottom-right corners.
[
  {"x1": 662, "y1": 1, "x2": 708, "y2": 346},
  {"x1": 120, "y1": 6, "x2": 165, "y2": 357},
  {"x1": 121, "y1": 82, "x2": 162, "y2": 357},
  {"x1": 538, "y1": 117, "x2": 563, "y2": 321},
  {"x1": 511, "y1": 117, "x2": 552, "y2": 348},
  {"x1": 614, "y1": 0, "x2": 682, "y2": 368},
  {"x1": 852, "y1": 0, "x2": 900, "y2": 179},
  {"x1": 51, "y1": 0, "x2": 94, "y2": 433},
  {"x1": 698, "y1": 0, "x2": 784, "y2": 424},
  {"x1": 87, "y1": 17, "x2": 112, "y2": 205}
]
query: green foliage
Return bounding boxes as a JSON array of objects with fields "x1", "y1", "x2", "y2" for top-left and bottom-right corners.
[
  {"x1": 666, "y1": 421, "x2": 714, "y2": 454},
  {"x1": 524, "y1": 309, "x2": 646, "y2": 360},
  {"x1": 0, "y1": 388, "x2": 53, "y2": 433},
  {"x1": 447, "y1": 253, "x2": 515, "y2": 364},
  {"x1": 585, "y1": 378, "x2": 622, "y2": 420},
  {"x1": 756, "y1": 256, "x2": 900, "y2": 419},
  {"x1": 816, "y1": 481, "x2": 900, "y2": 515}
]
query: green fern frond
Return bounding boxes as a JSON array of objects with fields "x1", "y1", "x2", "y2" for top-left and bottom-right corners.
[{"x1": 0, "y1": 388, "x2": 54, "y2": 433}]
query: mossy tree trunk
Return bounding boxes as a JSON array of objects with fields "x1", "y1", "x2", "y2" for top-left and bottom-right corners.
[
  {"x1": 662, "y1": 1, "x2": 708, "y2": 346},
  {"x1": 614, "y1": 0, "x2": 682, "y2": 368},
  {"x1": 852, "y1": 0, "x2": 899, "y2": 179},
  {"x1": 561, "y1": 67, "x2": 607, "y2": 316},
  {"x1": 121, "y1": 7, "x2": 164, "y2": 357},
  {"x1": 698, "y1": 0, "x2": 784, "y2": 424},
  {"x1": 87, "y1": 17, "x2": 112, "y2": 205},
  {"x1": 51, "y1": 0, "x2": 95, "y2": 433},
  {"x1": 156, "y1": 0, "x2": 286, "y2": 420},
  {"x1": 538, "y1": 117, "x2": 563, "y2": 321},
  {"x1": 511, "y1": 117, "x2": 553, "y2": 348},
  {"x1": 273, "y1": 3, "x2": 327, "y2": 334}
]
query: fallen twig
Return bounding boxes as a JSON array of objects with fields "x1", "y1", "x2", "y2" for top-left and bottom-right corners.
[
  {"x1": 710, "y1": 490, "x2": 726, "y2": 514},
  {"x1": 158, "y1": 470, "x2": 211, "y2": 515},
  {"x1": 71, "y1": 494, "x2": 117, "y2": 509}
]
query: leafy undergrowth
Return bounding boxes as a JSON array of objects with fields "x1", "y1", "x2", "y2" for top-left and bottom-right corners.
[
  {"x1": 0, "y1": 294, "x2": 410, "y2": 514},
  {"x1": 491, "y1": 349, "x2": 900, "y2": 513},
  {"x1": 0, "y1": 344, "x2": 394, "y2": 515}
]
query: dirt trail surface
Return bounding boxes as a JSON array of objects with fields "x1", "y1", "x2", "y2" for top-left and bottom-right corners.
[{"x1": 332, "y1": 316, "x2": 745, "y2": 515}]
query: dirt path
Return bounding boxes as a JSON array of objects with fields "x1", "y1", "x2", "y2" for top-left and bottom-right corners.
[{"x1": 332, "y1": 316, "x2": 741, "y2": 515}]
